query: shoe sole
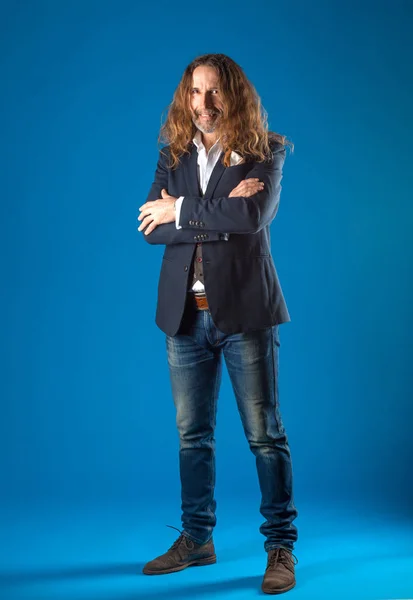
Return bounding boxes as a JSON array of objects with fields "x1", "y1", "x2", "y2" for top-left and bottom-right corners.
[
  {"x1": 261, "y1": 580, "x2": 296, "y2": 594},
  {"x1": 143, "y1": 554, "x2": 217, "y2": 575}
]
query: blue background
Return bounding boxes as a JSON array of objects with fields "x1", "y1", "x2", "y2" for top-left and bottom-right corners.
[{"x1": 1, "y1": 1, "x2": 412, "y2": 599}]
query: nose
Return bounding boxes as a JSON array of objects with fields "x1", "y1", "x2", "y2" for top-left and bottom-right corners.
[{"x1": 200, "y1": 93, "x2": 214, "y2": 110}]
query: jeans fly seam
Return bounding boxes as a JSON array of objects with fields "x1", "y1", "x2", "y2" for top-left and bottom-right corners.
[{"x1": 203, "y1": 309, "x2": 217, "y2": 347}]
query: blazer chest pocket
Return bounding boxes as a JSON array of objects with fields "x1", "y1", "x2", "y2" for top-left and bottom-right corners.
[
  {"x1": 223, "y1": 163, "x2": 251, "y2": 179},
  {"x1": 220, "y1": 163, "x2": 253, "y2": 193}
]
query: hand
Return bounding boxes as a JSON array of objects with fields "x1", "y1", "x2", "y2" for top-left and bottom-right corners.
[
  {"x1": 138, "y1": 189, "x2": 177, "y2": 235},
  {"x1": 228, "y1": 178, "x2": 264, "y2": 198}
]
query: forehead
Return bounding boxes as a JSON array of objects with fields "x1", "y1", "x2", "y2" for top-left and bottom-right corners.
[{"x1": 191, "y1": 66, "x2": 220, "y2": 87}]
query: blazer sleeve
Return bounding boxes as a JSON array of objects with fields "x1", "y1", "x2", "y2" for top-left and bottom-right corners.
[
  {"x1": 178, "y1": 143, "x2": 286, "y2": 234},
  {"x1": 141, "y1": 148, "x2": 230, "y2": 245}
]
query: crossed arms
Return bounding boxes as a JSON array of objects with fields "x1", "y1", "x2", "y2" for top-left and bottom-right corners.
[{"x1": 138, "y1": 143, "x2": 286, "y2": 245}]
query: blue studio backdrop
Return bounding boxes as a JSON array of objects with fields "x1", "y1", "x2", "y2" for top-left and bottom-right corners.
[{"x1": 1, "y1": 0, "x2": 413, "y2": 585}]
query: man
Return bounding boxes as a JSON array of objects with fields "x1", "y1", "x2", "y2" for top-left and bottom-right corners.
[{"x1": 137, "y1": 53, "x2": 298, "y2": 595}]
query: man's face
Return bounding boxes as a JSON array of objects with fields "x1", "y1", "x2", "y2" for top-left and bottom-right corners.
[{"x1": 190, "y1": 66, "x2": 224, "y2": 134}]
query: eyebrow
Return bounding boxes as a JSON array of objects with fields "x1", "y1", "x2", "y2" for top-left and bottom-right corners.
[{"x1": 191, "y1": 86, "x2": 220, "y2": 90}]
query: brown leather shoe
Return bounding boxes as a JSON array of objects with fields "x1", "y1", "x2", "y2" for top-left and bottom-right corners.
[
  {"x1": 142, "y1": 529, "x2": 216, "y2": 575},
  {"x1": 261, "y1": 547, "x2": 297, "y2": 594}
]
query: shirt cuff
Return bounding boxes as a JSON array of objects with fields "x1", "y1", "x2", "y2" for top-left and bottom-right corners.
[{"x1": 175, "y1": 196, "x2": 184, "y2": 229}]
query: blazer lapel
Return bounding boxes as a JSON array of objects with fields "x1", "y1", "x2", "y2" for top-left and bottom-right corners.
[
  {"x1": 183, "y1": 143, "x2": 226, "y2": 199},
  {"x1": 183, "y1": 144, "x2": 202, "y2": 197},
  {"x1": 204, "y1": 153, "x2": 225, "y2": 199}
]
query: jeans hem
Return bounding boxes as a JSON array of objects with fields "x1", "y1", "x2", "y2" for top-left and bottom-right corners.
[
  {"x1": 265, "y1": 543, "x2": 294, "y2": 552},
  {"x1": 182, "y1": 531, "x2": 211, "y2": 546}
]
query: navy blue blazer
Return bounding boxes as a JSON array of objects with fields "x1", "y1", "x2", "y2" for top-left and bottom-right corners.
[{"x1": 142, "y1": 140, "x2": 291, "y2": 336}]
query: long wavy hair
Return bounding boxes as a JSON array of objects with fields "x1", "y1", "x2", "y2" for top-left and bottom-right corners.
[{"x1": 158, "y1": 53, "x2": 293, "y2": 169}]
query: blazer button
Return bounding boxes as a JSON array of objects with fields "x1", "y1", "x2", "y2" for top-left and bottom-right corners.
[
  {"x1": 195, "y1": 221, "x2": 200, "y2": 226},
  {"x1": 189, "y1": 220, "x2": 193, "y2": 226},
  {"x1": 193, "y1": 236, "x2": 197, "y2": 240},
  {"x1": 200, "y1": 222, "x2": 205, "y2": 227},
  {"x1": 184, "y1": 265, "x2": 188, "y2": 271},
  {"x1": 205, "y1": 234, "x2": 209, "y2": 239}
]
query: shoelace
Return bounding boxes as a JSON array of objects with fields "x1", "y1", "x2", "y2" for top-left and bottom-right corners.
[
  {"x1": 267, "y1": 548, "x2": 298, "y2": 572},
  {"x1": 166, "y1": 525, "x2": 194, "y2": 551}
]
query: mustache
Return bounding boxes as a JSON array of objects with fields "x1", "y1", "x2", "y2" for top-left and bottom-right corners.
[{"x1": 195, "y1": 109, "x2": 221, "y2": 117}]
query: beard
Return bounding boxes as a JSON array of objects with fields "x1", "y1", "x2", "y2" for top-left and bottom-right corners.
[{"x1": 192, "y1": 109, "x2": 221, "y2": 134}]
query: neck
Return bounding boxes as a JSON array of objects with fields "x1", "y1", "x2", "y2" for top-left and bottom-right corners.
[{"x1": 201, "y1": 132, "x2": 219, "y2": 153}]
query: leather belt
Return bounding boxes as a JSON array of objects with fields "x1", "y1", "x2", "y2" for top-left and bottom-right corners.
[{"x1": 192, "y1": 294, "x2": 209, "y2": 310}]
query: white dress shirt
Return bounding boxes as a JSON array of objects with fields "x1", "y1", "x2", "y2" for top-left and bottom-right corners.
[{"x1": 175, "y1": 131, "x2": 243, "y2": 292}]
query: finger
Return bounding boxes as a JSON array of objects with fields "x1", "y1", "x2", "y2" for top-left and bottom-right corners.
[
  {"x1": 144, "y1": 220, "x2": 158, "y2": 235},
  {"x1": 244, "y1": 182, "x2": 264, "y2": 190},
  {"x1": 139, "y1": 207, "x2": 156, "y2": 218},
  {"x1": 243, "y1": 188, "x2": 263, "y2": 196},
  {"x1": 237, "y1": 184, "x2": 262, "y2": 193},
  {"x1": 229, "y1": 181, "x2": 263, "y2": 196},
  {"x1": 137, "y1": 219, "x2": 147, "y2": 232},
  {"x1": 238, "y1": 183, "x2": 262, "y2": 192},
  {"x1": 236, "y1": 185, "x2": 263, "y2": 197},
  {"x1": 161, "y1": 188, "x2": 168, "y2": 196},
  {"x1": 139, "y1": 201, "x2": 154, "y2": 211},
  {"x1": 137, "y1": 215, "x2": 154, "y2": 231}
]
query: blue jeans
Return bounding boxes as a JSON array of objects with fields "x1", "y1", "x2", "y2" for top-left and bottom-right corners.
[{"x1": 166, "y1": 305, "x2": 298, "y2": 552}]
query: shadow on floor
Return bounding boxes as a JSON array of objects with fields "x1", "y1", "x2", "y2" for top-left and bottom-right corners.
[
  {"x1": 1, "y1": 547, "x2": 412, "y2": 600},
  {"x1": 0, "y1": 563, "x2": 143, "y2": 586}
]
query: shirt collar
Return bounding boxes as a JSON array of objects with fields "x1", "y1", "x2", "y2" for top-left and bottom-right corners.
[
  {"x1": 192, "y1": 129, "x2": 221, "y2": 153},
  {"x1": 192, "y1": 130, "x2": 243, "y2": 165}
]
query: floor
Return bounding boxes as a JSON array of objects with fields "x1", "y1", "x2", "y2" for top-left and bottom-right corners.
[{"x1": 1, "y1": 501, "x2": 412, "y2": 600}]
